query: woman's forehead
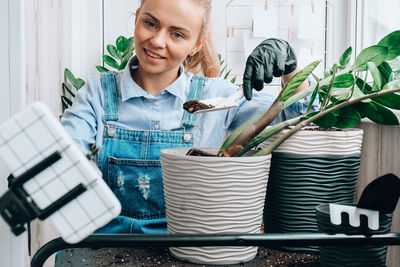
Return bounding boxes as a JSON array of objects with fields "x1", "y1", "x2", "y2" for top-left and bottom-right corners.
[{"x1": 139, "y1": 0, "x2": 204, "y2": 32}]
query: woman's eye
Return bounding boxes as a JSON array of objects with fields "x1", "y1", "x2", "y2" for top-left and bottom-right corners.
[
  {"x1": 145, "y1": 20, "x2": 156, "y2": 28},
  {"x1": 172, "y1": 32, "x2": 184, "y2": 39}
]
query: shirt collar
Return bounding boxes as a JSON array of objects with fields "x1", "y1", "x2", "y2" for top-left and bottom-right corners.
[{"x1": 118, "y1": 56, "x2": 188, "y2": 103}]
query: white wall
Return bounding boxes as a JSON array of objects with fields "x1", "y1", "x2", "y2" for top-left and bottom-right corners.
[{"x1": 0, "y1": 0, "x2": 27, "y2": 267}]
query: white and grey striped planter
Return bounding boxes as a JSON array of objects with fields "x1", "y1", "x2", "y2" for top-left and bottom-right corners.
[{"x1": 161, "y1": 147, "x2": 271, "y2": 265}]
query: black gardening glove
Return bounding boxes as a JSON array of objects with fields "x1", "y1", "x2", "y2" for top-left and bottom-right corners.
[{"x1": 243, "y1": 38, "x2": 297, "y2": 100}]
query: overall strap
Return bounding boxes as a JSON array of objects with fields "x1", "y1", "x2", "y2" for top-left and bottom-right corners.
[
  {"x1": 100, "y1": 72, "x2": 119, "y2": 122},
  {"x1": 181, "y1": 75, "x2": 207, "y2": 128}
]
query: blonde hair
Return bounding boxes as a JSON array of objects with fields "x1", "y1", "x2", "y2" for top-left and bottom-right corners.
[{"x1": 139, "y1": 0, "x2": 220, "y2": 77}]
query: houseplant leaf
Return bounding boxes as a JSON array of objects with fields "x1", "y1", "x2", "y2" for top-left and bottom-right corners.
[
  {"x1": 103, "y1": 55, "x2": 119, "y2": 69},
  {"x1": 116, "y1": 36, "x2": 129, "y2": 53},
  {"x1": 96, "y1": 65, "x2": 110, "y2": 73},
  {"x1": 378, "y1": 61, "x2": 392, "y2": 87},
  {"x1": 366, "y1": 102, "x2": 399, "y2": 125},
  {"x1": 333, "y1": 107, "x2": 361, "y2": 128},
  {"x1": 377, "y1": 30, "x2": 400, "y2": 60},
  {"x1": 333, "y1": 73, "x2": 354, "y2": 88},
  {"x1": 107, "y1": 44, "x2": 120, "y2": 60},
  {"x1": 351, "y1": 45, "x2": 388, "y2": 71},
  {"x1": 279, "y1": 60, "x2": 321, "y2": 102},
  {"x1": 339, "y1": 46, "x2": 352, "y2": 66},
  {"x1": 309, "y1": 111, "x2": 337, "y2": 129},
  {"x1": 72, "y1": 78, "x2": 85, "y2": 90},
  {"x1": 367, "y1": 62, "x2": 382, "y2": 90}
]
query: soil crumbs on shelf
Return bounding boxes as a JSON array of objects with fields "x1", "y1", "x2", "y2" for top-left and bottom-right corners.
[{"x1": 56, "y1": 247, "x2": 319, "y2": 266}]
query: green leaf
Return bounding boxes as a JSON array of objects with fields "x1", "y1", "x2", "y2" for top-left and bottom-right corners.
[
  {"x1": 96, "y1": 65, "x2": 110, "y2": 73},
  {"x1": 118, "y1": 59, "x2": 129, "y2": 70},
  {"x1": 377, "y1": 30, "x2": 400, "y2": 60},
  {"x1": 61, "y1": 95, "x2": 72, "y2": 106},
  {"x1": 382, "y1": 80, "x2": 400, "y2": 90},
  {"x1": 356, "y1": 78, "x2": 374, "y2": 93},
  {"x1": 333, "y1": 73, "x2": 354, "y2": 88},
  {"x1": 351, "y1": 45, "x2": 388, "y2": 71},
  {"x1": 279, "y1": 60, "x2": 321, "y2": 102},
  {"x1": 116, "y1": 36, "x2": 129, "y2": 53},
  {"x1": 378, "y1": 61, "x2": 392, "y2": 87},
  {"x1": 107, "y1": 45, "x2": 120, "y2": 60},
  {"x1": 370, "y1": 80, "x2": 400, "y2": 109},
  {"x1": 62, "y1": 83, "x2": 75, "y2": 98},
  {"x1": 306, "y1": 79, "x2": 319, "y2": 112},
  {"x1": 334, "y1": 107, "x2": 361, "y2": 128},
  {"x1": 65, "y1": 68, "x2": 76, "y2": 84},
  {"x1": 103, "y1": 55, "x2": 119, "y2": 69},
  {"x1": 371, "y1": 94, "x2": 400, "y2": 110},
  {"x1": 339, "y1": 46, "x2": 352, "y2": 66},
  {"x1": 367, "y1": 62, "x2": 382, "y2": 90},
  {"x1": 310, "y1": 111, "x2": 337, "y2": 128},
  {"x1": 351, "y1": 86, "x2": 371, "y2": 103},
  {"x1": 72, "y1": 78, "x2": 85, "y2": 90},
  {"x1": 224, "y1": 69, "x2": 231, "y2": 80},
  {"x1": 352, "y1": 102, "x2": 377, "y2": 118},
  {"x1": 366, "y1": 102, "x2": 399, "y2": 125}
]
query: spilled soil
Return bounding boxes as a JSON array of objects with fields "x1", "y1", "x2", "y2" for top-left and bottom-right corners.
[{"x1": 56, "y1": 247, "x2": 320, "y2": 266}]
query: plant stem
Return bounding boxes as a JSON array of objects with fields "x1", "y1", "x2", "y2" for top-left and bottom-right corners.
[
  {"x1": 234, "y1": 115, "x2": 304, "y2": 157},
  {"x1": 255, "y1": 86, "x2": 400, "y2": 156},
  {"x1": 283, "y1": 66, "x2": 352, "y2": 109}
]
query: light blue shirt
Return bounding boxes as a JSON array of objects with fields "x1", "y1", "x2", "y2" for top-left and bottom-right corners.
[{"x1": 61, "y1": 59, "x2": 316, "y2": 151}]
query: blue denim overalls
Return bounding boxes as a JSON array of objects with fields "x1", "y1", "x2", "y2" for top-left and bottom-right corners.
[{"x1": 95, "y1": 72, "x2": 206, "y2": 234}]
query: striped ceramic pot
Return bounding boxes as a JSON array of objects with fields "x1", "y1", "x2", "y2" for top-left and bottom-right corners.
[
  {"x1": 160, "y1": 147, "x2": 271, "y2": 265},
  {"x1": 259, "y1": 127, "x2": 364, "y2": 252}
]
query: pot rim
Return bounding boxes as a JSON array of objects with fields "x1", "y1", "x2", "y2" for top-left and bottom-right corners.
[{"x1": 160, "y1": 147, "x2": 271, "y2": 162}]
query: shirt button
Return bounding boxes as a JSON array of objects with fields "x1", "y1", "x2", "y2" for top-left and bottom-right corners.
[
  {"x1": 183, "y1": 133, "x2": 192, "y2": 143},
  {"x1": 154, "y1": 124, "x2": 160, "y2": 130},
  {"x1": 161, "y1": 91, "x2": 165, "y2": 95},
  {"x1": 155, "y1": 101, "x2": 160, "y2": 106}
]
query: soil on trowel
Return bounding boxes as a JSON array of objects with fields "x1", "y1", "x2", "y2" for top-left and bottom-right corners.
[{"x1": 183, "y1": 99, "x2": 214, "y2": 113}]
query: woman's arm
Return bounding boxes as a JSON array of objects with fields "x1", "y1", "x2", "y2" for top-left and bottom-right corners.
[{"x1": 281, "y1": 66, "x2": 311, "y2": 94}]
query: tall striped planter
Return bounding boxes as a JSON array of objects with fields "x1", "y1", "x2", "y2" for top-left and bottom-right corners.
[
  {"x1": 161, "y1": 147, "x2": 271, "y2": 265},
  {"x1": 259, "y1": 127, "x2": 364, "y2": 252}
]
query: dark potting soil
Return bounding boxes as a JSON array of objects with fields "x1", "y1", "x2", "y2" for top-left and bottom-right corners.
[
  {"x1": 55, "y1": 247, "x2": 319, "y2": 267},
  {"x1": 183, "y1": 100, "x2": 214, "y2": 113},
  {"x1": 186, "y1": 148, "x2": 218, "y2": 156}
]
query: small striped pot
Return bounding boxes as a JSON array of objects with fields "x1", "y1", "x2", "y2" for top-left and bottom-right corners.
[
  {"x1": 259, "y1": 127, "x2": 364, "y2": 252},
  {"x1": 316, "y1": 203, "x2": 392, "y2": 267},
  {"x1": 161, "y1": 147, "x2": 271, "y2": 265}
]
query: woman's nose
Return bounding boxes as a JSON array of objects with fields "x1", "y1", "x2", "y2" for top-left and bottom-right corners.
[{"x1": 149, "y1": 31, "x2": 167, "y2": 48}]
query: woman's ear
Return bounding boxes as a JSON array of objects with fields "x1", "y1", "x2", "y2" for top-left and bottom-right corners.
[
  {"x1": 192, "y1": 35, "x2": 207, "y2": 56},
  {"x1": 135, "y1": 8, "x2": 141, "y2": 24}
]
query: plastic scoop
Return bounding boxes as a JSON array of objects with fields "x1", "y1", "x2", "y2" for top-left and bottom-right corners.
[{"x1": 183, "y1": 88, "x2": 244, "y2": 114}]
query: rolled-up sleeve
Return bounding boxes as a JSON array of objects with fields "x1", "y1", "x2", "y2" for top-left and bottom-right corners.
[
  {"x1": 61, "y1": 76, "x2": 104, "y2": 151},
  {"x1": 228, "y1": 77, "x2": 319, "y2": 131}
]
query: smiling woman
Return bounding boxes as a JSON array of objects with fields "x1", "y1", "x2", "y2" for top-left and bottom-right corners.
[
  {"x1": 61, "y1": 0, "x2": 313, "y2": 239},
  {"x1": 133, "y1": 0, "x2": 220, "y2": 96}
]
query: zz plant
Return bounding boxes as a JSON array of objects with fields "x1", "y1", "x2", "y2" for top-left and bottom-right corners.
[
  {"x1": 219, "y1": 30, "x2": 400, "y2": 157},
  {"x1": 61, "y1": 35, "x2": 135, "y2": 110}
]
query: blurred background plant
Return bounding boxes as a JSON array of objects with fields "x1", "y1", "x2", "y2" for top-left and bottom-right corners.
[
  {"x1": 218, "y1": 53, "x2": 236, "y2": 84},
  {"x1": 96, "y1": 36, "x2": 135, "y2": 73},
  {"x1": 61, "y1": 68, "x2": 85, "y2": 112},
  {"x1": 61, "y1": 35, "x2": 135, "y2": 112}
]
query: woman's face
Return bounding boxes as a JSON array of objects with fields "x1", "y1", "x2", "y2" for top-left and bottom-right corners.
[{"x1": 134, "y1": 0, "x2": 205, "y2": 77}]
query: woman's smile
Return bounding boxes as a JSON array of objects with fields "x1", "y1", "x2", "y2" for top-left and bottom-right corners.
[{"x1": 144, "y1": 48, "x2": 166, "y2": 60}]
